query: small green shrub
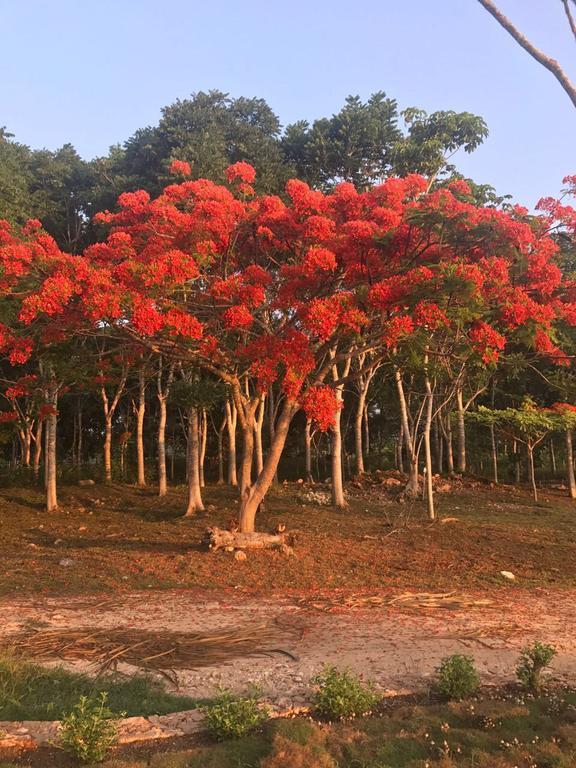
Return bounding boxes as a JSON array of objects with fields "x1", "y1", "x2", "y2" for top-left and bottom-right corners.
[
  {"x1": 516, "y1": 641, "x2": 556, "y2": 694},
  {"x1": 200, "y1": 689, "x2": 268, "y2": 741},
  {"x1": 312, "y1": 665, "x2": 378, "y2": 721},
  {"x1": 434, "y1": 654, "x2": 479, "y2": 700},
  {"x1": 58, "y1": 692, "x2": 120, "y2": 763}
]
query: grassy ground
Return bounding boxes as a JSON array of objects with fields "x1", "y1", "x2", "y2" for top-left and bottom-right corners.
[
  {"x1": 0, "y1": 653, "x2": 197, "y2": 720},
  {"x1": 0, "y1": 475, "x2": 575, "y2": 596},
  {"x1": 2, "y1": 688, "x2": 576, "y2": 766}
]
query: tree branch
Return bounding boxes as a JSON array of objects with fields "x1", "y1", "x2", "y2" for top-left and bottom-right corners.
[{"x1": 477, "y1": 0, "x2": 576, "y2": 108}]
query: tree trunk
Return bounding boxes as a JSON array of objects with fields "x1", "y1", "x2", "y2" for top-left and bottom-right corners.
[
  {"x1": 395, "y1": 367, "x2": 419, "y2": 496},
  {"x1": 528, "y1": 444, "x2": 538, "y2": 502},
  {"x1": 157, "y1": 359, "x2": 174, "y2": 497},
  {"x1": 490, "y1": 424, "x2": 499, "y2": 484},
  {"x1": 33, "y1": 418, "x2": 43, "y2": 481},
  {"x1": 445, "y1": 414, "x2": 455, "y2": 475},
  {"x1": 217, "y1": 415, "x2": 226, "y2": 484},
  {"x1": 254, "y1": 396, "x2": 266, "y2": 476},
  {"x1": 199, "y1": 408, "x2": 207, "y2": 488},
  {"x1": 304, "y1": 418, "x2": 313, "y2": 482},
  {"x1": 45, "y1": 385, "x2": 58, "y2": 513},
  {"x1": 550, "y1": 440, "x2": 557, "y2": 476},
  {"x1": 76, "y1": 405, "x2": 83, "y2": 469},
  {"x1": 225, "y1": 399, "x2": 238, "y2": 486},
  {"x1": 514, "y1": 440, "x2": 521, "y2": 483},
  {"x1": 423, "y1": 365, "x2": 435, "y2": 520},
  {"x1": 456, "y1": 387, "x2": 466, "y2": 474},
  {"x1": 331, "y1": 357, "x2": 350, "y2": 508},
  {"x1": 158, "y1": 397, "x2": 168, "y2": 496},
  {"x1": 136, "y1": 367, "x2": 146, "y2": 487},
  {"x1": 566, "y1": 428, "x2": 576, "y2": 499},
  {"x1": 104, "y1": 417, "x2": 113, "y2": 484},
  {"x1": 238, "y1": 400, "x2": 296, "y2": 533},
  {"x1": 363, "y1": 405, "x2": 370, "y2": 458},
  {"x1": 354, "y1": 385, "x2": 367, "y2": 475},
  {"x1": 185, "y1": 406, "x2": 204, "y2": 516}
]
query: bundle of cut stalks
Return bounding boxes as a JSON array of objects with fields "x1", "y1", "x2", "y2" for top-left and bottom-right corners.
[
  {"x1": 4, "y1": 623, "x2": 298, "y2": 679},
  {"x1": 298, "y1": 591, "x2": 494, "y2": 612}
]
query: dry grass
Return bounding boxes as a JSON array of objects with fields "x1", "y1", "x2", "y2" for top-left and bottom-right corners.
[{"x1": 4, "y1": 622, "x2": 299, "y2": 680}]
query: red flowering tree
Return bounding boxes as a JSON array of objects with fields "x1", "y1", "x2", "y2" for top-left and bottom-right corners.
[{"x1": 13, "y1": 167, "x2": 576, "y2": 529}]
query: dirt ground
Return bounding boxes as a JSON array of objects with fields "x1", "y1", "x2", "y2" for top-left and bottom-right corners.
[
  {"x1": 1, "y1": 587, "x2": 575, "y2": 708},
  {"x1": 1, "y1": 477, "x2": 576, "y2": 705},
  {"x1": 1, "y1": 476, "x2": 576, "y2": 597}
]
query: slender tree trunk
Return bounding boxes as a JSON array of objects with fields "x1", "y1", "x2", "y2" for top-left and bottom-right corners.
[
  {"x1": 76, "y1": 405, "x2": 83, "y2": 468},
  {"x1": 45, "y1": 384, "x2": 58, "y2": 513},
  {"x1": 217, "y1": 415, "x2": 226, "y2": 484},
  {"x1": 354, "y1": 384, "x2": 367, "y2": 475},
  {"x1": 445, "y1": 414, "x2": 455, "y2": 475},
  {"x1": 33, "y1": 418, "x2": 43, "y2": 481},
  {"x1": 566, "y1": 428, "x2": 576, "y2": 499},
  {"x1": 254, "y1": 396, "x2": 266, "y2": 476},
  {"x1": 331, "y1": 356, "x2": 351, "y2": 508},
  {"x1": 514, "y1": 440, "x2": 521, "y2": 483},
  {"x1": 305, "y1": 418, "x2": 313, "y2": 482},
  {"x1": 225, "y1": 399, "x2": 238, "y2": 486},
  {"x1": 136, "y1": 367, "x2": 146, "y2": 487},
  {"x1": 550, "y1": 440, "x2": 557, "y2": 475},
  {"x1": 423, "y1": 363, "x2": 435, "y2": 520},
  {"x1": 396, "y1": 423, "x2": 405, "y2": 473},
  {"x1": 199, "y1": 408, "x2": 207, "y2": 488},
  {"x1": 268, "y1": 386, "x2": 278, "y2": 484},
  {"x1": 395, "y1": 367, "x2": 419, "y2": 496},
  {"x1": 157, "y1": 359, "x2": 174, "y2": 497},
  {"x1": 490, "y1": 424, "x2": 499, "y2": 484},
  {"x1": 456, "y1": 387, "x2": 466, "y2": 474},
  {"x1": 185, "y1": 406, "x2": 204, "y2": 516},
  {"x1": 104, "y1": 418, "x2": 113, "y2": 483},
  {"x1": 528, "y1": 444, "x2": 538, "y2": 502},
  {"x1": 363, "y1": 405, "x2": 370, "y2": 458},
  {"x1": 158, "y1": 397, "x2": 168, "y2": 496}
]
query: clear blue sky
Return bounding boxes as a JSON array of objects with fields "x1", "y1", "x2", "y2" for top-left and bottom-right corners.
[{"x1": 1, "y1": 0, "x2": 574, "y2": 206}]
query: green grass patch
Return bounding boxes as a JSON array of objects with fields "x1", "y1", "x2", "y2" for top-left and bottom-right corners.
[{"x1": 0, "y1": 652, "x2": 198, "y2": 720}]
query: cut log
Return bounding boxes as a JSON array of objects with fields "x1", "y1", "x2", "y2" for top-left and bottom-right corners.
[{"x1": 203, "y1": 527, "x2": 291, "y2": 552}]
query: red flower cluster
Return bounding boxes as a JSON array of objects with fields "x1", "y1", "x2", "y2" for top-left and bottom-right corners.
[
  {"x1": 169, "y1": 159, "x2": 192, "y2": 176},
  {"x1": 301, "y1": 386, "x2": 342, "y2": 431},
  {"x1": 469, "y1": 322, "x2": 506, "y2": 364}
]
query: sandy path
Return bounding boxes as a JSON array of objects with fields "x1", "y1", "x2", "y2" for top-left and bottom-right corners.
[{"x1": 1, "y1": 588, "x2": 574, "y2": 707}]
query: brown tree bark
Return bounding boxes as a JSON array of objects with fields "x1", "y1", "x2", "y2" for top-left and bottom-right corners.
[
  {"x1": 185, "y1": 406, "x2": 204, "y2": 516},
  {"x1": 157, "y1": 358, "x2": 175, "y2": 497},
  {"x1": 566, "y1": 428, "x2": 576, "y2": 499},
  {"x1": 45, "y1": 383, "x2": 59, "y2": 513},
  {"x1": 135, "y1": 365, "x2": 147, "y2": 487},
  {"x1": 225, "y1": 399, "x2": 238, "y2": 486}
]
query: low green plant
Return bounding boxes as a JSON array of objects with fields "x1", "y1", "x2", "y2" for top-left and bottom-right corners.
[
  {"x1": 516, "y1": 641, "x2": 556, "y2": 694},
  {"x1": 200, "y1": 688, "x2": 268, "y2": 741},
  {"x1": 434, "y1": 654, "x2": 480, "y2": 700},
  {"x1": 0, "y1": 651, "x2": 196, "y2": 720},
  {"x1": 312, "y1": 665, "x2": 378, "y2": 721},
  {"x1": 58, "y1": 692, "x2": 120, "y2": 763}
]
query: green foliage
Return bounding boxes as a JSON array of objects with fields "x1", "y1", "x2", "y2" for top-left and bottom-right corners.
[
  {"x1": 312, "y1": 665, "x2": 379, "y2": 720},
  {"x1": 467, "y1": 401, "x2": 560, "y2": 446},
  {"x1": 58, "y1": 692, "x2": 119, "y2": 763},
  {"x1": 393, "y1": 108, "x2": 488, "y2": 177},
  {"x1": 0, "y1": 652, "x2": 196, "y2": 720},
  {"x1": 434, "y1": 654, "x2": 480, "y2": 700},
  {"x1": 200, "y1": 688, "x2": 269, "y2": 741},
  {"x1": 516, "y1": 641, "x2": 557, "y2": 694}
]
